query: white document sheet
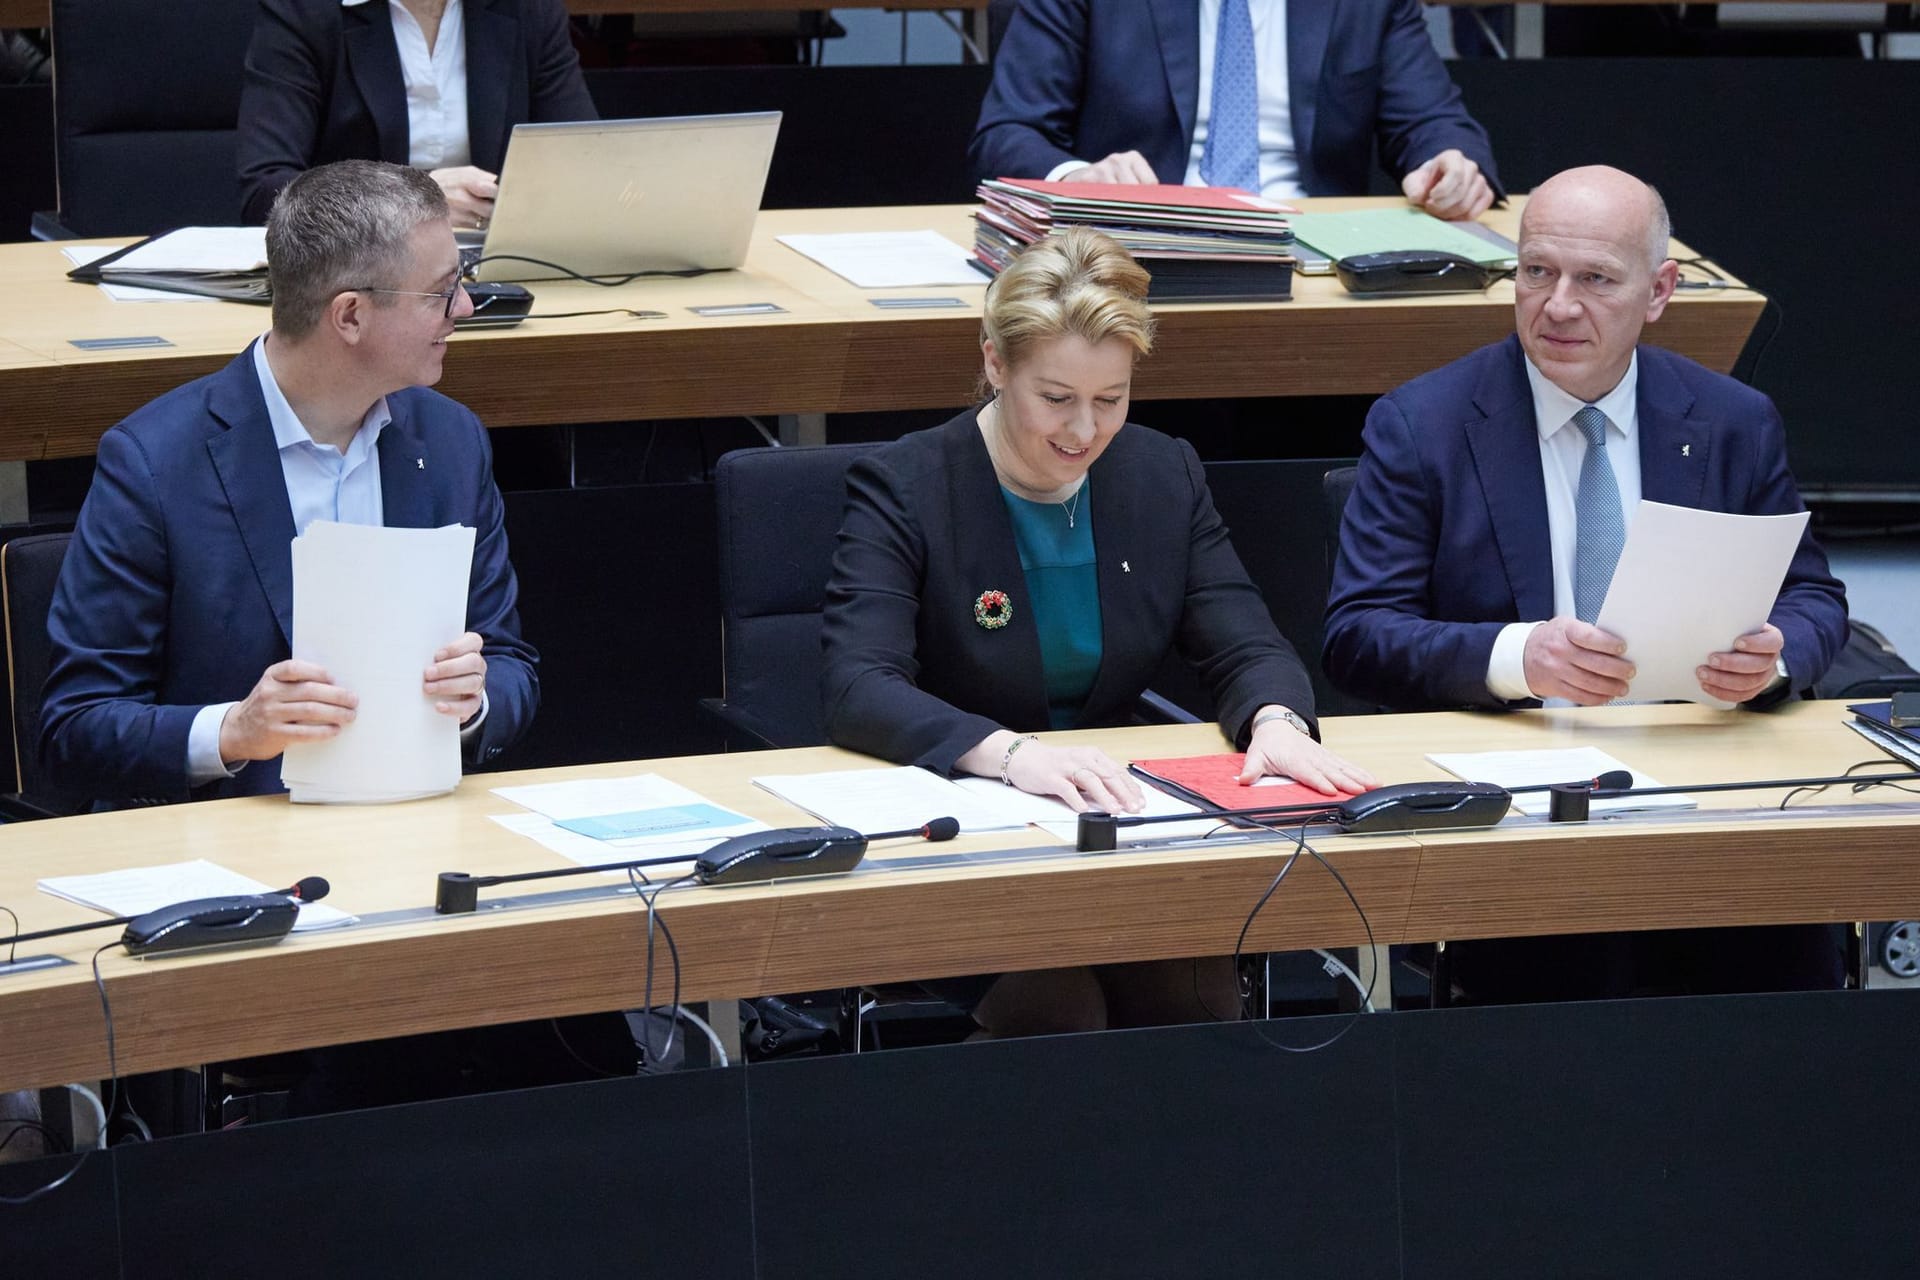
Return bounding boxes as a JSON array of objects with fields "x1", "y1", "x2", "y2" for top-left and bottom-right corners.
[
  {"x1": 39, "y1": 858, "x2": 356, "y2": 931},
  {"x1": 490, "y1": 773, "x2": 768, "y2": 855},
  {"x1": 110, "y1": 226, "x2": 268, "y2": 273},
  {"x1": 280, "y1": 521, "x2": 475, "y2": 804},
  {"x1": 948, "y1": 775, "x2": 1222, "y2": 844},
  {"x1": 60, "y1": 244, "x2": 216, "y2": 302},
  {"x1": 1596, "y1": 500, "x2": 1810, "y2": 708},
  {"x1": 752, "y1": 766, "x2": 1022, "y2": 834},
  {"x1": 1427, "y1": 747, "x2": 1694, "y2": 817},
  {"x1": 776, "y1": 230, "x2": 983, "y2": 288}
]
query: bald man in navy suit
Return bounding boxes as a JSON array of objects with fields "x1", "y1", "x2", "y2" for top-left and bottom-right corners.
[{"x1": 1325, "y1": 166, "x2": 1849, "y2": 999}]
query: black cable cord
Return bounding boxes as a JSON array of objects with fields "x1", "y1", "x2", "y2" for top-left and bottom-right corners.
[
  {"x1": 1224, "y1": 816, "x2": 1378, "y2": 1055},
  {"x1": 630, "y1": 870, "x2": 691, "y2": 1073},
  {"x1": 466, "y1": 254, "x2": 706, "y2": 287},
  {"x1": 2, "y1": 904, "x2": 17, "y2": 964},
  {"x1": 1779, "y1": 759, "x2": 1920, "y2": 809},
  {"x1": 0, "y1": 941, "x2": 134, "y2": 1206},
  {"x1": 516, "y1": 308, "x2": 668, "y2": 322},
  {"x1": 0, "y1": 1118, "x2": 64, "y2": 1158}
]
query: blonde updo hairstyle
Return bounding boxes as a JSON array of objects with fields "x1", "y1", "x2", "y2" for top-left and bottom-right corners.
[{"x1": 979, "y1": 227, "x2": 1156, "y2": 399}]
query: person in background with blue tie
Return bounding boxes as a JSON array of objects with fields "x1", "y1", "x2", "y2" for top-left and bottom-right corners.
[
  {"x1": 1323, "y1": 164, "x2": 1849, "y2": 1000},
  {"x1": 969, "y1": 0, "x2": 1499, "y2": 221}
]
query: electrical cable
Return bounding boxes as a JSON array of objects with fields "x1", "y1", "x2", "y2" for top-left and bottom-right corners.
[
  {"x1": 630, "y1": 870, "x2": 691, "y2": 1073},
  {"x1": 516, "y1": 308, "x2": 667, "y2": 322},
  {"x1": 2, "y1": 904, "x2": 17, "y2": 963},
  {"x1": 466, "y1": 254, "x2": 705, "y2": 287},
  {"x1": 672, "y1": 1004, "x2": 730, "y2": 1069},
  {"x1": 1780, "y1": 759, "x2": 1920, "y2": 809}
]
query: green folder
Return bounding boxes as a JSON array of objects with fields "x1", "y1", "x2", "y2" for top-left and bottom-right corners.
[{"x1": 1286, "y1": 208, "x2": 1518, "y2": 270}]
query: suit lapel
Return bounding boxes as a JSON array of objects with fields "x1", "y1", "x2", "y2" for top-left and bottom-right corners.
[
  {"x1": 1150, "y1": 0, "x2": 1201, "y2": 154},
  {"x1": 1287, "y1": 0, "x2": 1337, "y2": 170},
  {"x1": 375, "y1": 400, "x2": 436, "y2": 529},
  {"x1": 1633, "y1": 348, "x2": 1708, "y2": 509},
  {"x1": 463, "y1": 0, "x2": 516, "y2": 174},
  {"x1": 953, "y1": 417, "x2": 1051, "y2": 728},
  {"x1": 344, "y1": 2, "x2": 409, "y2": 165},
  {"x1": 205, "y1": 346, "x2": 298, "y2": 648},
  {"x1": 1465, "y1": 340, "x2": 1555, "y2": 623}
]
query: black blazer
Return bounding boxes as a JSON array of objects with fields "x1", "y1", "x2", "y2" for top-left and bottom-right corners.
[
  {"x1": 237, "y1": 0, "x2": 597, "y2": 223},
  {"x1": 821, "y1": 409, "x2": 1318, "y2": 774}
]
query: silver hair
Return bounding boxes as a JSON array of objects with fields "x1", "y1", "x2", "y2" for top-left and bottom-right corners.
[
  {"x1": 1644, "y1": 180, "x2": 1672, "y2": 271},
  {"x1": 266, "y1": 160, "x2": 449, "y2": 339}
]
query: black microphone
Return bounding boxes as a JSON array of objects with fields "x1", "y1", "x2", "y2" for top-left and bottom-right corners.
[
  {"x1": 1509, "y1": 769, "x2": 1635, "y2": 795},
  {"x1": 864, "y1": 816, "x2": 962, "y2": 843},
  {"x1": 4, "y1": 875, "x2": 333, "y2": 947},
  {"x1": 435, "y1": 819, "x2": 962, "y2": 914}
]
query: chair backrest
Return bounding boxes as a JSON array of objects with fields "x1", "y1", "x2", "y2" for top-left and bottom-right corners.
[
  {"x1": 712, "y1": 444, "x2": 880, "y2": 748},
  {"x1": 50, "y1": 0, "x2": 258, "y2": 235},
  {"x1": 1321, "y1": 465, "x2": 1358, "y2": 582},
  {"x1": 2, "y1": 531, "x2": 72, "y2": 799}
]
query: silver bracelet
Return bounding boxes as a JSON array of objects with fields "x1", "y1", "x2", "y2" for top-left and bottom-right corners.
[
  {"x1": 1250, "y1": 707, "x2": 1311, "y2": 737},
  {"x1": 999, "y1": 734, "x2": 1039, "y2": 786}
]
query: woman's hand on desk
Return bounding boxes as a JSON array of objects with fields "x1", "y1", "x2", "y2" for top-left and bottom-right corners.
[
  {"x1": 1237, "y1": 710, "x2": 1378, "y2": 796},
  {"x1": 431, "y1": 166, "x2": 500, "y2": 229},
  {"x1": 959, "y1": 733, "x2": 1146, "y2": 814}
]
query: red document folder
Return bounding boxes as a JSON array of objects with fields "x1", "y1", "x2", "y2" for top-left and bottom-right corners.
[{"x1": 1130, "y1": 754, "x2": 1361, "y2": 814}]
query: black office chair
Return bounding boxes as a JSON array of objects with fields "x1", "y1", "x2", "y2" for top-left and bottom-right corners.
[
  {"x1": 702, "y1": 443, "x2": 883, "y2": 749},
  {"x1": 37, "y1": 0, "x2": 257, "y2": 237},
  {"x1": 1321, "y1": 465, "x2": 1358, "y2": 583},
  {"x1": 1, "y1": 531, "x2": 79, "y2": 818}
]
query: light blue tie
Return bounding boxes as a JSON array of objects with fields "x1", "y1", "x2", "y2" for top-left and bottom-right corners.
[
  {"x1": 1572, "y1": 405, "x2": 1625, "y2": 624},
  {"x1": 1202, "y1": 0, "x2": 1260, "y2": 192}
]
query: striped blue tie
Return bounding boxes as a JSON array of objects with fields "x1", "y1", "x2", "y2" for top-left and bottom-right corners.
[
  {"x1": 1202, "y1": 0, "x2": 1260, "y2": 193},
  {"x1": 1572, "y1": 405, "x2": 1625, "y2": 624}
]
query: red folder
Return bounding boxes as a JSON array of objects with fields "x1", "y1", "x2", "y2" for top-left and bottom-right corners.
[{"x1": 1130, "y1": 754, "x2": 1361, "y2": 814}]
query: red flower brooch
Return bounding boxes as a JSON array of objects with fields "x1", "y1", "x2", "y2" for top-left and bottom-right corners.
[{"x1": 973, "y1": 589, "x2": 1013, "y2": 630}]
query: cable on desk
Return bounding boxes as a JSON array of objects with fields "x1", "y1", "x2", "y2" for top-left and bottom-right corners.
[
  {"x1": 2, "y1": 903, "x2": 17, "y2": 964},
  {"x1": 631, "y1": 869, "x2": 693, "y2": 1074},
  {"x1": 1780, "y1": 759, "x2": 1920, "y2": 809},
  {"x1": 465, "y1": 254, "x2": 706, "y2": 288},
  {"x1": 518, "y1": 308, "x2": 667, "y2": 322}
]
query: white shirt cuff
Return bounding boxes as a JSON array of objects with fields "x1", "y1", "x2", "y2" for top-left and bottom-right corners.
[
  {"x1": 460, "y1": 688, "x2": 489, "y2": 741},
  {"x1": 1045, "y1": 158, "x2": 1090, "y2": 182},
  {"x1": 1486, "y1": 622, "x2": 1542, "y2": 702},
  {"x1": 187, "y1": 702, "x2": 242, "y2": 786}
]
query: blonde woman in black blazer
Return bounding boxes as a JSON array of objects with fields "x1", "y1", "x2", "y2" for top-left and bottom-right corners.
[{"x1": 821, "y1": 228, "x2": 1374, "y2": 1034}]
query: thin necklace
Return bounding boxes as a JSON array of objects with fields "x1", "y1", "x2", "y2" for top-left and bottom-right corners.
[{"x1": 1061, "y1": 487, "x2": 1082, "y2": 528}]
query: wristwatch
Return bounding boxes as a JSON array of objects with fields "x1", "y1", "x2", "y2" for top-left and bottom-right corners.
[{"x1": 1251, "y1": 707, "x2": 1311, "y2": 738}]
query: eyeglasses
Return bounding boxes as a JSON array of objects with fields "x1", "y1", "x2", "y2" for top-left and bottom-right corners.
[{"x1": 345, "y1": 280, "x2": 467, "y2": 318}]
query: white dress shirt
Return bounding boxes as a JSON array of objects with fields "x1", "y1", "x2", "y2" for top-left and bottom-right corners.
[
  {"x1": 343, "y1": 0, "x2": 472, "y2": 171},
  {"x1": 1483, "y1": 353, "x2": 1641, "y2": 703},
  {"x1": 1047, "y1": 0, "x2": 1302, "y2": 201}
]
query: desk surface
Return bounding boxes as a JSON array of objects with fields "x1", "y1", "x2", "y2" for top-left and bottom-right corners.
[
  {"x1": 0, "y1": 199, "x2": 1761, "y2": 461},
  {"x1": 2, "y1": 699, "x2": 1915, "y2": 1092}
]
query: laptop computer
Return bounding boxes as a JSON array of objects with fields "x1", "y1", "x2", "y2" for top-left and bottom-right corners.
[{"x1": 462, "y1": 111, "x2": 782, "y2": 284}]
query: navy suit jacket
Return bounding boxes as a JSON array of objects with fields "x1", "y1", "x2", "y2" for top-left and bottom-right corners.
[
  {"x1": 1323, "y1": 336, "x2": 1848, "y2": 712},
  {"x1": 40, "y1": 345, "x2": 539, "y2": 805},
  {"x1": 821, "y1": 410, "x2": 1318, "y2": 774},
  {"x1": 968, "y1": 0, "x2": 1499, "y2": 197},
  {"x1": 237, "y1": 0, "x2": 596, "y2": 223}
]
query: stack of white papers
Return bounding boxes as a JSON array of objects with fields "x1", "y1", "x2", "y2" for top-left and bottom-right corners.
[
  {"x1": 490, "y1": 774, "x2": 769, "y2": 873},
  {"x1": 752, "y1": 766, "x2": 1023, "y2": 835},
  {"x1": 951, "y1": 775, "x2": 1216, "y2": 844},
  {"x1": 1426, "y1": 747, "x2": 1694, "y2": 817},
  {"x1": 1597, "y1": 501, "x2": 1811, "y2": 708},
  {"x1": 61, "y1": 244, "x2": 217, "y2": 303},
  {"x1": 280, "y1": 521, "x2": 476, "y2": 804},
  {"x1": 776, "y1": 230, "x2": 983, "y2": 288},
  {"x1": 111, "y1": 226, "x2": 269, "y2": 273},
  {"x1": 39, "y1": 859, "x2": 356, "y2": 932}
]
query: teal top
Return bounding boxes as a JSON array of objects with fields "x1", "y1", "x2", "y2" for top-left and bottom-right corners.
[{"x1": 1001, "y1": 482, "x2": 1102, "y2": 730}]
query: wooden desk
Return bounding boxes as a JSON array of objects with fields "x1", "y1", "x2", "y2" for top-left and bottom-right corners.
[
  {"x1": 3, "y1": 700, "x2": 1917, "y2": 1093},
  {"x1": 0, "y1": 199, "x2": 1762, "y2": 462}
]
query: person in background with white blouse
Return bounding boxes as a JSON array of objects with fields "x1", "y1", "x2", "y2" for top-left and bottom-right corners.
[{"x1": 237, "y1": 0, "x2": 596, "y2": 225}]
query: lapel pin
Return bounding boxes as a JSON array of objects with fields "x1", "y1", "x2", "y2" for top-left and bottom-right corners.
[
  {"x1": 1122, "y1": 560, "x2": 1131, "y2": 573},
  {"x1": 973, "y1": 589, "x2": 1012, "y2": 630},
  {"x1": 417, "y1": 457, "x2": 425, "y2": 469},
  {"x1": 1681, "y1": 444, "x2": 1691, "y2": 457}
]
